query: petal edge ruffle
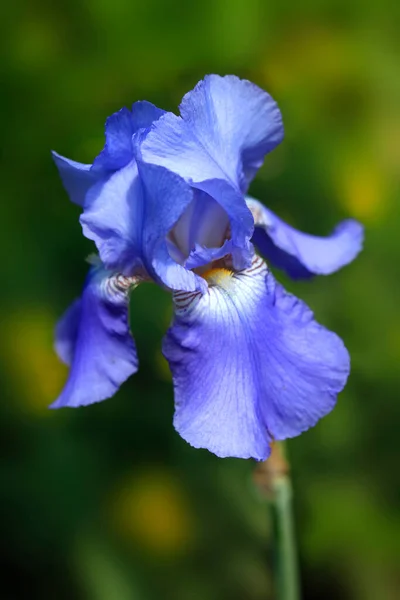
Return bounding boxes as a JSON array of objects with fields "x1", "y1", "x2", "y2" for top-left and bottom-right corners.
[
  {"x1": 247, "y1": 196, "x2": 364, "y2": 279},
  {"x1": 51, "y1": 267, "x2": 140, "y2": 408},
  {"x1": 163, "y1": 256, "x2": 349, "y2": 460}
]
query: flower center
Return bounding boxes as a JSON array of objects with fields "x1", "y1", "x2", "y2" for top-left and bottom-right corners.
[
  {"x1": 201, "y1": 267, "x2": 233, "y2": 288},
  {"x1": 167, "y1": 191, "x2": 230, "y2": 270}
]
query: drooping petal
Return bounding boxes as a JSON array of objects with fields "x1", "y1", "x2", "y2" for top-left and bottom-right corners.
[
  {"x1": 51, "y1": 267, "x2": 140, "y2": 408},
  {"x1": 92, "y1": 102, "x2": 165, "y2": 172},
  {"x1": 54, "y1": 298, "x2": 81, "y2": 365},
  {"x1": 52, "y1": 151, "x2": 100, "y2": 207},
  {"x1": 163, "y1": 256, "x2": 349, "y2": 460},
  {"x1": 247, "y1": 196, "x2": 364, "y2": 279}
]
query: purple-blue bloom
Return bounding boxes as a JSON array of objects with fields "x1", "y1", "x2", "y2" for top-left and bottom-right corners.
[{"x1": 51, "y1": 75, "x2": 363, "y2": 460}]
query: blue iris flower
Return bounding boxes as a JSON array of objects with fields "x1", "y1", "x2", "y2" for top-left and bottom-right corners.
[{"x1": 51, "y1": 75, "x2": 363, "y2": 460}]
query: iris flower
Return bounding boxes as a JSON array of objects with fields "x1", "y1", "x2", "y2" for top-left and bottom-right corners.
[{"x1": 52, "y1": 75, "x2": 363, "y2": 460}]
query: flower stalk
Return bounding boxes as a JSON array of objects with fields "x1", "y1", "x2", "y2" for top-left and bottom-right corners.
[{"x1": 254, "y1": 443, "x2": 300, "y2": 600}]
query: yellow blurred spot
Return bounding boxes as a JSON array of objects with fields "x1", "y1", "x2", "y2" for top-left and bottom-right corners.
[
  {"x1": 339, "y1": 161, "x2": 387, "y2": 222},
  {"x1": 261, "y1": 26, "x2": 349, "y2": 93},
  {"x1": 111, "y1": 469, "x2": 195, "y2": 556},
  {"x1": 2, "y1": 307, "x2": 67, "y2": 412}
]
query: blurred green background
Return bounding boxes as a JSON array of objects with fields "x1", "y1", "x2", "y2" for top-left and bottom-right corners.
[{"x1": 1, "y1": 0, "x2": 399, "y2": 598}]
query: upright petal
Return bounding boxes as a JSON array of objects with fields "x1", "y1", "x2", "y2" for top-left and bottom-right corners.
[
  {"x1": 138, "y1": 75, "x2": 281, "y2": 269},
  {"x1": 247, "y1": 197, "x2": 364, "y2": 279},
  {"x1": 163, "y1": 257, "x2": 349, "y2": 460},
  {"x1": 139, "y1": 115, "x2": 254, "y2": 271},
  {"x1": 179, "y1": 74, "x2": 284, "y2": 191},
  {"x1": 53, "y1": 102, "x2": 165, "y2": 208},
  {"x1": 130, "y1": 101, "x2": 165, "y2": 132},
  {"x1": 52, "y1": 151, "x2": 100, "y2": 207},
  {"x1": 92, "y1": 102, "x2": 165, "y2": 172},
  {"x1": 51, "y1": 267, "x2": 140, "y2": 408}
]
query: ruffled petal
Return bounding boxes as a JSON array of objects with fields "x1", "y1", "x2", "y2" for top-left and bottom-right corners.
[
  {"x1": 179, "y1": 74, "x2": 284, "y2": 191},
  {"x1": 139, "y1": 76, "x2": 282, "y2": 268},
  {"x1": 141, "y1": 76, "x2": 283, "y2": 192},
  {"x1": 140, "y1": 110, "x2": 234, "y2": 183},
  {"x1": 130, "y1": 101, "x2": 165, "y2": 132},
  {"x1": 52, "y1": 151, "x2": 100, "y2": 207},
  {"x1": 51, "y1": 267, "x2": 140, "y2": 408},
  {"x1": 53, "y1": 102, "x2": 165, "y2": 208},
  {"x1": 163, "y1": 256, "x2": 349, "y2": 460},
  {"x1": 92, "y1": 102, "x2": 165, "y2": 172},
  {"x1": 247, "y1": 196, "x2": 364, "y2": 279}
]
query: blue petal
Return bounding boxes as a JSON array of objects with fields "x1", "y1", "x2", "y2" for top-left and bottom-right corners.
[
  {"x1": 131, "y1": 101, "x2": 165, "y2": 132},
  {"x1": 184, "y1": 239, "x2": 233, "y2": 271},
  {"x1": 141, "y1": 76, "x2": 283, "y2": 192},
  {"x1": 54, "y1": 298, "x2": 81, "y2": 365},
  {"x1": 81, "y1": 157, "x2": 204, "y2": 292},
  {"x1": 153, "y1": 242, "x2": 207, "y2": 294},
  {"x1": 139, "y1": 74, "x2": 283, "y2": 268},
  {"x1": 194, "y1": 178, "x2": 254, "y2": 271},
  {"x1": 139, "y1": 75, "x2": 282, "y2": 267},
  {"x1": 167, "y1": 188, "x2": 241, "y2": 271},
  {"x1": 140, "y1": 110, "x2": 230, "y2": 182},
  {"x1": 247, "y1": 197, "x2": 364, "y2": 279},
  {"x1": 163, "y1": 256, "x2": 349, "y2": 460},
  {"x1": 51, "y1": 267, "x2": 139, "y2": 408},
  {"x1": 170, "y1": 190, "x2": 230, "y2": 260},
  {"x1": 80, "y1": 160, "x2": 143, "y2": 273},
  {"x1": 52, "y1": 151, "x2": 100, "y2": 207},
  {"x1": 179, "y1": 74, "x2": 284, "y2": 191},
  {"x1": 92, "y1": 102, "x2": 165, "y2": 172},
  {"x1": 137, "y1": 160, "x2": 205, "y2": 292},
  {"x1": 140, "y1": 113, "x2": 254, "y2": 270}
]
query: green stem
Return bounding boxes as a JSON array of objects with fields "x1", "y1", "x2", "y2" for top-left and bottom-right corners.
[
  {"x1": 254, "y1": 443, "x2": 301, "y2": 600},
  {"x1": 270, "y1": 468, "x2": 300, "y2": 600}
]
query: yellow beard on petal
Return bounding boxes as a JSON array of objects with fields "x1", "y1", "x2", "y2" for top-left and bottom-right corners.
[{"x1": 202, "y1": 267, "x2": 233, "y2": 289}]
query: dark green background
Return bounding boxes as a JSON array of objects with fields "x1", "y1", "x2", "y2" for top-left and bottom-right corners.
[{"x1": 1, "y1": 1, "x2": 399, "y2": 598}]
